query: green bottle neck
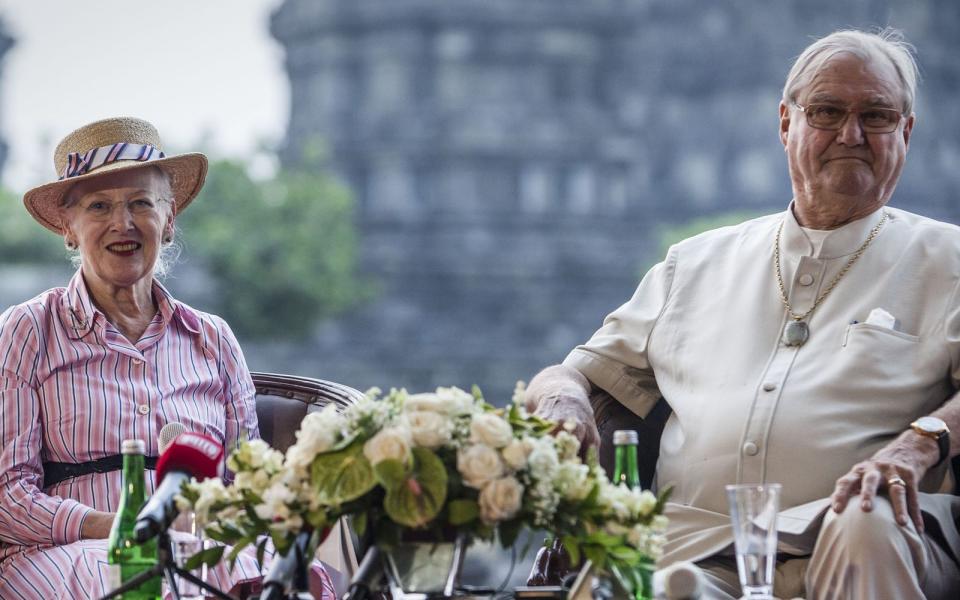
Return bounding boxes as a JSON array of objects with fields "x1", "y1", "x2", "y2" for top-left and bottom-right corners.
[
  {"x1": 613, "y1": 443, "x2": 640, "y2": 489},
  {"x1": 118, "y1": 453, "x2": 147, "y2": 518}
]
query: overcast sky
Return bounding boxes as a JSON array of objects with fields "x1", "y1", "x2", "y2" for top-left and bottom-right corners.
[{"x1": 0, "y1": 0, "x2": 287, "y2": 193}]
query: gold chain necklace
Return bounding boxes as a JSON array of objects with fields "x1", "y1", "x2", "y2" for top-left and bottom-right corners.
[{"x1": 774, "y1": 211, "x2": 888, "y2": 346}]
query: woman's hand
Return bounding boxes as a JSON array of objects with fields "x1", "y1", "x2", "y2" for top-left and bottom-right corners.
[{"x1": 80, "y1": 510, "x2": 116, "y2": 539}]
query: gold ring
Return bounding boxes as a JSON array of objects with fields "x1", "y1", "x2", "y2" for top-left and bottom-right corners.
[{"x1": 887, "y1": 476, "x2": 907, "y2": 488}]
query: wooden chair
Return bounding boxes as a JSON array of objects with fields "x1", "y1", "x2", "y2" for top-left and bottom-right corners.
[
  {"x1": 251, "y1": 371, "x2": 365, "y2": 594},
  {"x1": 252, "y1": 371, "x2": 365, "y2": 452}
]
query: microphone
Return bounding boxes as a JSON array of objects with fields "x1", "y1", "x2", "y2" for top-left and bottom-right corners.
[
  {"x1": 341, "y1": 546, "x2": 384, "y2": 600},
  {"x1": 133, "y1": 432, "x2": 223, "y2": 543},
  {"x1": 261, "y1": 530, "x2": 314, "y2": 600},
  {"x1": 158, "y1": 422, "x2": 187, "y2": 454}
]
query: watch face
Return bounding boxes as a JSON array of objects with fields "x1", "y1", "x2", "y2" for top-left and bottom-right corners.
[{"x1": 914, "y1": 416, "x2": 948, "y2": 434}]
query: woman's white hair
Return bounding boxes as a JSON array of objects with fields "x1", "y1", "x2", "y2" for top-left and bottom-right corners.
[
  {"x1": 783, "y1": 28, "x2": 920, "y2": 114},
  {"x1": 63, "y1": 165, "x2": 181, "y2": 279}
]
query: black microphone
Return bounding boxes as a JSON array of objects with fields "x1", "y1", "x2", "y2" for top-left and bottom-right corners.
[
  {"x1": 133, "y1": 432, "x2": 224, "y2": 543},
  {"x1": 261, "y1": 530, "x2": 314, "y2": 600},
  {"x1": 342, "y1": 546, "x2": 384, "y2": 600}
]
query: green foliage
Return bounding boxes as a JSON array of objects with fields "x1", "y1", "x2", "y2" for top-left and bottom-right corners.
[
  {"x1": 176, "y1": 160, "x2": 369, "y2": 339},
  {"x1": 648, "y1": 211, "x2": 763, "y2": 272},
  {"x1": 0, "y1": 187, "x2": 69, "y2": 264},
  {"x1": 310, "y1": 439, "x2": 376, "y2": 505},
  {"x1": 383, "y1": 447, "x2": 448, "y2": 528}
]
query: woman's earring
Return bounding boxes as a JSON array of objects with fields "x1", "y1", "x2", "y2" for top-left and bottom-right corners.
[{"x1": 65, "y1": 239, "x2": 77, "y2": 251}]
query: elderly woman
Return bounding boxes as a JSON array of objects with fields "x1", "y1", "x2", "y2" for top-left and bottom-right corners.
[{"x1": 0, "y1": 117, "x2": 334, "y2": 599}]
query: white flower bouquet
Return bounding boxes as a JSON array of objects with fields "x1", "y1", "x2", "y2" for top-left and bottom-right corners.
[{"x1": 178, "y1": 384, "x2": 669, "y2": 582}]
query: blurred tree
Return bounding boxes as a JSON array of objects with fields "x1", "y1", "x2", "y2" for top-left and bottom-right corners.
[
  {"x1": 173, "y1": 160, "x2": 369, "y2": 339},
  {"x1": 0, "y1": 186, "x2": 68, "y2": 263},
  {"x1": 645, "y1": 211, "x2": 765, "y2": 273}
]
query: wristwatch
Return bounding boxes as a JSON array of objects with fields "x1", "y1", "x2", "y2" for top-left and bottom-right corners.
[{"x1": 910, "y1": 416, "x2": 950, "y2": 466}]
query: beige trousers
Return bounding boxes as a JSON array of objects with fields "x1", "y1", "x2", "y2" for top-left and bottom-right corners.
[{"x1": 695, "y1": 497, "x2": 960, "y2": 599}]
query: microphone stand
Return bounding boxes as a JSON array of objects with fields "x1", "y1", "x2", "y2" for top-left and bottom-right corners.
[
  {"x1": 260, "y1": 530, "x2": 314, "y2": 600},
  {"x1": 99, "y1": 530, "x2": 236, "y2": 600}
]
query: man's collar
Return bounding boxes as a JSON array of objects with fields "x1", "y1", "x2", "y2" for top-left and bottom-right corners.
[
  {"x1": 58, "y1": 269, "x2": 202, "y2": 339},
  {"x1": 781, "y1": 202, "x2": 887, "y2": 260}
]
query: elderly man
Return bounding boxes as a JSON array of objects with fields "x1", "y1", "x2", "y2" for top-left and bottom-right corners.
[{"x1": 526, "y1": 29, "x2": 960, "y2": 599}]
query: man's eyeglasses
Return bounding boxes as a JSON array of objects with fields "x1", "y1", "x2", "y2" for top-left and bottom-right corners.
[{"x1": 794, "y1": 103, "x2": 904, "y2": 134}]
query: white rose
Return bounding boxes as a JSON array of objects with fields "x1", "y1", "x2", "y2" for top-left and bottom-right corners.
[
  {"x1": 555, "y1": 462, "x2": 592, "y2": 501},
  {"x1": 501, "y1": 438, "x2": 532, "y2": 470},
  {"x1": 526, "y1": 439, "x2": 560, "y2": 479},
  {"x1": 406, "y1": 410, "x2": 453, "y2": 448},
  {"x1": 637, "y1": 490, "x2": 658, "y2": 516},
  {"x1": 470, "y1": 413, "x2": 514, "y2": 448},
  {"x1": 363, "y1": 426, "x2": 413, "y2": 465},
  {"x1": 554, "y1": 431, "x2": 581, "y2": 462},
  {"x1": 479, "y1": 476, "x2": 524, "y2": 523},
  {"x1": 457, "y1": 444, "x2": 504, "y2": 489},
  {"x1": 404, "y1": 393, "x2": 446, "y2": 413},
  {"x1": 435, "y1": 386, "x2": 477, "y2": 415},
  {"x1": 406, "y1": 387, "x2": 476, "y2": 415}
]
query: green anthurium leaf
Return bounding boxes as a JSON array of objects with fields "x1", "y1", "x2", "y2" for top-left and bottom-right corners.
[
  {"x1": 583, "y1": 544, "x2": 606, "y2": 567},
  {"x1": 373, "y1": 458, "x2": 409, "y2": 490},
  {"x1": 609, "y1": 545, "x2": 640, "y2": 563},
  {"x1": 498, "y1": 519, "x2": 522, "y2": 548},
  {"x1": 256, "y1": 538, "x2": 268, "y2": 572},
  {"x1": 311, "y1": 439, "x2": 377, "y2": 505},
  {"x1": 307, "y1": 507, "x2": 329, "y2": 529},
  {"x1": 352, "y1": 512, "x2": 368, "y2": 538},
  {"x1": 383, "y1": 447, "x2": 447, "y2": 528},
  {"x1": 585, "y1": 531, "x2": 621, "y2": 547},
  {"x1": 185, "y1": 544, "x2": 225, "y2": 571},
  {"x1": 447, "y1": 499, "x2": 479, "y2": 526},
  {"x1": 227, "y1": 535, "x2": 255, "y2": 568},
  {"x1": 561, "y1": 535, "x2": 581, "y2": 566}
]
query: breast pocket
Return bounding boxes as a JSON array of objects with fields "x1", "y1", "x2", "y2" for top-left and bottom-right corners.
[{"x1": 835, "y1": 322, "x2": 935, "y2": 401}]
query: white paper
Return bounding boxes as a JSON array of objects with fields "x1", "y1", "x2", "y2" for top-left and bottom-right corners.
[{"x1": 865, "y1": 307, "x2": 897, "y2": 330}]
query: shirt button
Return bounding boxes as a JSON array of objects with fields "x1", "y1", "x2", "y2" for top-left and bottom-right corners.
[
  {"x1": 743, "y1": 441, "x2": 759, "y2": 456},
  {"x1": 762, "y1": 382, "x2": 777, "y2": 392},
  {"x1": 798, "y1": 274, "x2": 815, "y2": 286},
  {"x1": 137, "y1": 404, "x2": 150, "y2": 415}
]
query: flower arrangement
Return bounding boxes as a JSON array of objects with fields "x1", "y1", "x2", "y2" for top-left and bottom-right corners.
[{"x1": 178, "y1": 384, "x2": 669, "y2": 583}]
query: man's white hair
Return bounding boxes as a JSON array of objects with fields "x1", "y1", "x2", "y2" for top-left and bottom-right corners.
[{"x1": 782, "y1": 28, "x2": 919, "y2": 114}]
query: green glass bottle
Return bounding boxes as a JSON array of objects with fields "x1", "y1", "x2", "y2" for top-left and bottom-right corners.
[
  {"x1": 106, "y1": 439, "x2": 161, "y2": 599},
  {"x1": 612, "y1": 430, "x2": 641, "y2": 489},
  {"x1": 611, "y1": 430, "x2": 652, "y2": 600}
]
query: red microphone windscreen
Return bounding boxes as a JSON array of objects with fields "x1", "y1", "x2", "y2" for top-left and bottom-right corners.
[{"x1": 155, "y1": 432, "x2": 224, "y2": 483}]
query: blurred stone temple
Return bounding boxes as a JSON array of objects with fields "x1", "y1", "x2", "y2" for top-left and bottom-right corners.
[
  {"x1": 269, "y1": 0, "x2": 960, "y2": 398},
  {"x1": 270, "y1": 0, "x2": 654, "y2": 398}
]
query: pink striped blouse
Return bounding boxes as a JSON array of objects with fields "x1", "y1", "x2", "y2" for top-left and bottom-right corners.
[{"x1": 0, "y1": 269, "x2": 258, "y2": 578}]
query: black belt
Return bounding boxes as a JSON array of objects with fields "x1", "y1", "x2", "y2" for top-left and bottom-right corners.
[{"x1": 43, "y1": 455, "x2": 159, "y2": 489}]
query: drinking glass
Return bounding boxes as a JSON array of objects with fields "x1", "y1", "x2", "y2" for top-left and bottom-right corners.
[
  {"x1": 725, "y1": 483, "x2": 781, "y2": 600},
  {"x1": 165, "y1": 511, "x2": 207, "y2": 600}
]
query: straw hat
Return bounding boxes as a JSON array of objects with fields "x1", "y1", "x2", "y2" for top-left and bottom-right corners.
[{"x1": 23, "y1": 117, "x2": 208, "y2": 234}]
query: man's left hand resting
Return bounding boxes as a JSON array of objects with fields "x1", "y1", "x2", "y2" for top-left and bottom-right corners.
[{"x1": 830, "y1": 430, "x2": 941, "y2": 533}]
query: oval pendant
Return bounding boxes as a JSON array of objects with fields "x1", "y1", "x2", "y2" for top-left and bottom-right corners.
[{"x1": 783, "y1": 320, "x2": 809, "y2": 347}]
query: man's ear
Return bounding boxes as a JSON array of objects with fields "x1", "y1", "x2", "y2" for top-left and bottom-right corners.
[
  {"x1": 902, "y1": 113, "x2": 915, "y2": 149},
  {"x1": 779, "y1": 102, "x2": 791, "y2": 148}
]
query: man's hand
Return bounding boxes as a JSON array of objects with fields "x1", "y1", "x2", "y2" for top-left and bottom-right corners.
[
  {"x1": 830, "y1": 430, "x2": 940, "y2": 533},
  {"x1": 80, "y1": 510, "x2": 115, "y2": 539},
  {"x1": 525, "y1": 365, "x2": 600, "y2": 454}
]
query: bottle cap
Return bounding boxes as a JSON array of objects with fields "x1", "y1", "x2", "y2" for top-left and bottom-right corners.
[
  {"x1": 613, "y1": 430, "x2": 638, "y2": 445},
  {"x1": 121, "y1": 439, "x2": 146, "y2": 455},
  {"x1": 662, "y1": 560, "x2": 704, "y2": 599}
]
